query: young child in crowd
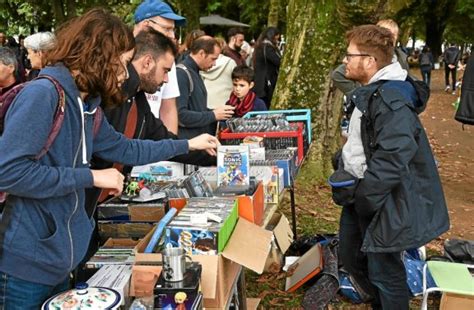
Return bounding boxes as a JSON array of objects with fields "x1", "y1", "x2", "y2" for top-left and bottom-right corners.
[{"x1": 226, "y1": 65, "x2": 267, "y2": 117}]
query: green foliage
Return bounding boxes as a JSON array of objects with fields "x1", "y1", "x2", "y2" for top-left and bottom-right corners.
[
  {"x1": 444, "y1": 0, "x2": 474, "y2": 44},
  {"x1": 205, "y1": 0, "x2": 223, "y2": 14}
]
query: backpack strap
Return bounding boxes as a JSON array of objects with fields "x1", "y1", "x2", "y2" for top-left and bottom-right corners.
[
  {"x1": 34, "y1": 75, "x2": 66, "y2": 160},
  {"x1": 93, "y1": 106, "x2": 103, "y2": 137},
  {"x1": 176, "y1": 63, "x2": 194, "y2": 96}
]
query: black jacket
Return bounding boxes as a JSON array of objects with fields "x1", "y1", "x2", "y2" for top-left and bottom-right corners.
[
  {"x1": 176, "y1": 57, "x2": 216, "y2": 139},
  {"x1": 254, "y1": 41, "x2": 281, "y2": 101},
  {"x1": 444, "y1": 46, "x2": 460, "y2": 66},
  {"x1": 353, "y1": 78, "x2": 449, "y2": 253},
  {"x1": 455, "y1": 55, "x2": 474, "y2": 125}
]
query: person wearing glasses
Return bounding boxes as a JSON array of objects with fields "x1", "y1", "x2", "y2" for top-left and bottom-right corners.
[
  {"x1": 332, "y1": 19, "x2": 408, "y2": 96},
  {"x1": 329, "y1": 25, "x2": 448, "y2": 310},
  {"x1": 133, "y1": 0, "x2": 186, "y2": 134}
]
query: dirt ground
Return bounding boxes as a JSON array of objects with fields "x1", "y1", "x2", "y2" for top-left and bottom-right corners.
[{"x1": 413, "y1": 68, "x2": 474, "y2": 243}]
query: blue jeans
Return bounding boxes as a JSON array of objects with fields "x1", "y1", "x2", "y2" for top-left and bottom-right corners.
[
  {"x1": 0, "y1": 271, "x2": 70, "y2": 309},
  {"x1": 339, "y1": 205, "x2": 409, "y2": 310},
  {"x1": 420, "y1": 67, "x2": 432, "y2": 87}
]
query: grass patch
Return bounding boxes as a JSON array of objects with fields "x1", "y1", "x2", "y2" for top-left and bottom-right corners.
[{"x1": 244, "y1": 155, "x2": 342, "y2": 308}]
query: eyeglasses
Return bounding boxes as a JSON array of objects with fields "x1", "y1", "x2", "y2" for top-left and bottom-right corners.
[
  {"x1": 344, "y1": 53, "x2": 373, "y2": 60},
  {"x1": 147, "y1": 19, "x2": 176, "y2": 36}
]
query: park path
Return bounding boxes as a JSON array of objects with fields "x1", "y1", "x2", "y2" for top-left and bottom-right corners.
[{"x1": 414, "y1": 68, "x2": 474, "y2": 244}]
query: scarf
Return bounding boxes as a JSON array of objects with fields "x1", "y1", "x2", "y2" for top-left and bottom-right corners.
[{"x1": 228, "y1": 91, "x2": 256, "y2": 117}]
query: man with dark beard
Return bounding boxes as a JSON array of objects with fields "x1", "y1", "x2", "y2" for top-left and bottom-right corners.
[{"x1": 84, "y1": 30, "x2": 216, "y2": 228}]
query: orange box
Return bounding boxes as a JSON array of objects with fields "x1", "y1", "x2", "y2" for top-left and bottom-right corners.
[
  {"x1": 237, "y1": 181, "x2": 264, "y2": 225},
  {"x1": 169, "y1": 197, "x2": 187, "y2": 213}
]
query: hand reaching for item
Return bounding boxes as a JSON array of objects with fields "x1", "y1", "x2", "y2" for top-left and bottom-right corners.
[
  {"x1": 91, "y1": 168, "x2": 125, "y2": 197},
  {"x1": 188, "y1": 134, "x2": 220, "y2": 156}
]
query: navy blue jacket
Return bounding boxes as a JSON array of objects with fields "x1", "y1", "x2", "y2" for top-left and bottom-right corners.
[
  {"x1": 353, "y1": 78, "x2": 449, "y2": 252},
  {"x1": 0, "y1": 64, "x2": 189, "y2": 285},
  {"x1": 176, "y1": 57, "x2": 217, "y2": 139}
]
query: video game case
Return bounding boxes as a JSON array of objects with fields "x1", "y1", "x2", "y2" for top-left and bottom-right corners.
[{"x1": 217, "y1": 145, "x2": 250, "y2": 187}]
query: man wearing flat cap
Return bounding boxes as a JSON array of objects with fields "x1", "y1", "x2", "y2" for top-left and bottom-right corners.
[{"x1": 134, "y1": 0, "x2": 186, "y2": 134}]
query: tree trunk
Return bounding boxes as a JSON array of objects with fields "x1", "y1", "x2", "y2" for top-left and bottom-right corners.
[
  {"x1": 51, "y1": 0, "x2": 66, "y2": 25},
  {"x1": 272, "y1": 0, "x2": 346, "y2": 179},
  {"x1": 267, "y1": 0, "x2": 279, "y2": 27},
  {"x1": 424, "y1": 0, "x2": 458, "y2": 60},
  {"x1": 66, "y1": 0, "x2": 77, "y2": 19},
  {"x1": 272, "y1": 0, "x2": 389, "y2": 180}
]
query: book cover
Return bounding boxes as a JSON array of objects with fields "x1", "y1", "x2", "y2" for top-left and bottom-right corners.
[
  {"x1": 217, "y1": 145, "x2": 250, "y2": 187},
  {"x1": 285, "y1": 243, "x2": 323, "y2": 292}
]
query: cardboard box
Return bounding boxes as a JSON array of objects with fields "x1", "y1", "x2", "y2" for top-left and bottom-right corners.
[
  {"x1": 97, "y1": 199, "x2": 166, "y2": 222},
  {"x1": 135, "y1": 218, "x2": 274, "y2": 308},
  {"x1": 263, "y1": 213, "x2": 294, "y2": 272},
  {"x1": 440, "y1": 293, "x2": 474, "y2": 310},
  {"x1": 236, "y1": 181, "x2": 264, "y2": 225},
  {"x1": 98, "y1": 222, "x2": 155, "y2": 243},
  {"x1": 129, "y1": 265, "x2": 162, "y2": 297},
  {"x1": 103, "y1": 238, "x2": 140, "y2": 250},
  {"x1": 285, "y1": 243, "x2": 323, "y2": 292}
]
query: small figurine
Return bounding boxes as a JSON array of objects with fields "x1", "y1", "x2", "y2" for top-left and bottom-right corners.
[
  {"x1": 125, "y1": 181, "x2": 140, "y2": 196},
  {"x1": 174, "y1": 291, "x2": 187, "y2": 310},
  {"x1": 138, "y1": 172, "x2": 157, "y2": 183}
]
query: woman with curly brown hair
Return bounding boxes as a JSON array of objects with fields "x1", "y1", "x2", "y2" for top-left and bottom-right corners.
[{"x1": 0, "y1": 8, "x2": 218, "y2": 308}]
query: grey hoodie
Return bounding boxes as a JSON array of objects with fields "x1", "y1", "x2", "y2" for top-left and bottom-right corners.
[{"x1": 342, "y1": 62, "x2": 407, "y2": 178}]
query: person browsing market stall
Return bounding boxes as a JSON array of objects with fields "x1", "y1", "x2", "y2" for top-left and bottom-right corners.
[{"x1": 0, "y1": 9, "x2": 218, "y2": 309}]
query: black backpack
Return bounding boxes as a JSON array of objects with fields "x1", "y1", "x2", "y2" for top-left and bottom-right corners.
[{"x1": 419, "y1": 53, "x2": 431, "y2": 66}]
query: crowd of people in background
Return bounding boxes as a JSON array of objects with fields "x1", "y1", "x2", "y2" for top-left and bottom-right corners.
[{"x1": 406, "y1": 41, "x2": 471, "y2": 92}]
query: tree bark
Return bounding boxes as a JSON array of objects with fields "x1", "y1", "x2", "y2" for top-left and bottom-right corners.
[
  {"x1": 51, "y1": 0, "x2": 66, "y2": 25},
  {"x1": 66, "y1": 0, "x2": 77, "y2": 19},
  {"x1": 424, "y1": 0, "x2": 458, "y2": 60},
  {"x1": 272, "y1": 0, "x2": 389, "y2": 179},
  {"x1": 272, "y1": 0, "x2": 346, "y2": 179},
  {"x1": 267, "y1": 0, "x2": 279, "y2": 27}
]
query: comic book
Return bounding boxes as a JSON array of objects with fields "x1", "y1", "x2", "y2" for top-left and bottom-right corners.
[{"x1": 217, "y1": 145, "x2": 250, "y2": 188}]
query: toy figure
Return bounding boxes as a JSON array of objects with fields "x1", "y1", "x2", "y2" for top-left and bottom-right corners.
[
  {"x1": 138, "y1": 172, "x2": 156, "y2": 183},
  {"x1": 125, "y1": 181, "x2": 140, "y2": 196},
  {"x1": 174, "y1": 291, "x2": 187, "y2": 310}
]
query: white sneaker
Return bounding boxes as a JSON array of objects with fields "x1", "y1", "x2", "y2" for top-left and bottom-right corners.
[
  {"x1": 452, "y1": 91, "x2": 457, "y2": 95},
  {"x1": 445, "y1": 85, "x2": 451, "y2": 92}
]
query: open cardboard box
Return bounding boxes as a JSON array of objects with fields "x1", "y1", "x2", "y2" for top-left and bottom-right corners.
[
  {"x1": 440, "y1": 292, "x2": 474, "y2": 310},
  {"x1": 236, "y1": 181, "x2": 264, "y2": 225},
  {"x1": 135, "y1": 218, "x2": 277, "y2": 308},
  {"x1": 263, "y1": 213, "x2": 294, "y2": 272},
  {"x1": 103, "y1": 238, "x2": 140, "y2": 250}
]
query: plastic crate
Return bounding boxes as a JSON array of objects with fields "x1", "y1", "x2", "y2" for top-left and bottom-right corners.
[
  {"x1": 219, "y1": 122, "x2": 305, "y2": 164},
  {"x1": 244, "y1": 109, "x2": 312, "y2": 143}
]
